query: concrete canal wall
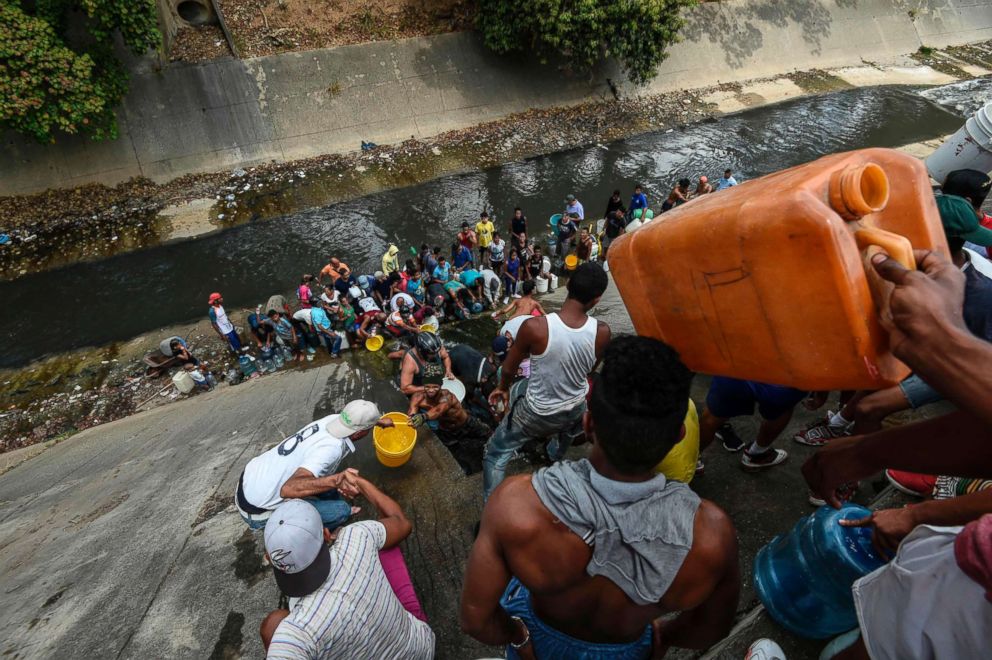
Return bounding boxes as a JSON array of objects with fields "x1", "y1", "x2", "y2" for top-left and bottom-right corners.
[{"x1": 3, "y1": 0, "x2": 992, "y2": 195}]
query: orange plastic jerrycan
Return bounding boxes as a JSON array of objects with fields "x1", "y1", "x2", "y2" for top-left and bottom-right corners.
[{"x1": 608, "y1": 148, "x2": 948, "y2": 390}]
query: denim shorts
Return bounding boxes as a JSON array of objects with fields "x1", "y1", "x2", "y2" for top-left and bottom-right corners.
[
  {"x1": 898, "y1": 374, "x2": 943, "y2": 409},
  {"x1": 500, "y1": 577, "x2": 652, "y2": 660}
]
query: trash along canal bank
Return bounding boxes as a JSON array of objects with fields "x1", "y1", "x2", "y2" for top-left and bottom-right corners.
[
  {"x1": 4, "y1": 77, "x2": 992, "y2": 371},
  {"x1": 2, "y1": 42, "x2": 991, "y2": 282}
]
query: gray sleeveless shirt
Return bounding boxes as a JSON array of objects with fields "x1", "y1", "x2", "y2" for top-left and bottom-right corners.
[{"x1": 531, "y1": 459, "x2": 701, "y2": 605}]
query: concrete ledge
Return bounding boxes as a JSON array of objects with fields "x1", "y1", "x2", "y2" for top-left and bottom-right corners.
[{"x1": 3, "y1": 0, "x2": 992, "y2": 195}]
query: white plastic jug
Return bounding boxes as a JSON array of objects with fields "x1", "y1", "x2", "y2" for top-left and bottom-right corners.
[
  {"x1": 172, "y1": 370, "x2": 196, "y2": 394},
  {"x1": 926, "y1": 100, "x2": 992, "y2": 183},
  {"x1": 535, "y1": 277, "x2": 549, "y2": 294}
]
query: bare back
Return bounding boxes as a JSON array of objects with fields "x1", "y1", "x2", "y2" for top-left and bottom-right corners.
[{"x1": 466, "y1": 475, "x2": 738, "y2": 645}]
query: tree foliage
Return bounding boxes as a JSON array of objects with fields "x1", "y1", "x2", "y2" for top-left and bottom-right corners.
[
  {"x1": 0, "y1": 0, "x2": 160, "y2": 143},
  {"x1": 476, "y1": 0, "x2": 698, "y2": 85}
]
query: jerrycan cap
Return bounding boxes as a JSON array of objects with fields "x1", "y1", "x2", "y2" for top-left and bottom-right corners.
[{"x1": 829, "y1": 163, "x2": 890, "y2": 220}]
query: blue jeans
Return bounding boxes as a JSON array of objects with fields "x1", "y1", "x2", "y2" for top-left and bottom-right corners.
[
  {"x1": 482, "y1": 379, "x2": 585, "y2": 500},
  {"x1": 500, "y1": 578, "x2": 652, "y2": 660},
  {"x1": 320, "y1": 333, "x2": 343, "y2": 356},
  {"x1": 224, "y1": 329, "x2": 242, "y2": 352},
  {"x1": 239, "y1": 491, "x2": 352, "y2": 531},
  {"x1": 898, "y1": 373, "x2": 943, "y2": 409}
]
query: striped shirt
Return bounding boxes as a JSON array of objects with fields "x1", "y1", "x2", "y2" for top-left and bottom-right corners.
[{"x1": 267, "y1": 521, "x2": 435, "y2": 659}]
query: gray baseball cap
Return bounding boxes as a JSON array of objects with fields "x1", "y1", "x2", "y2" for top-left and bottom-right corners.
[{"x1": 264, "y1": 499, "x2": 330, "y2": 597}]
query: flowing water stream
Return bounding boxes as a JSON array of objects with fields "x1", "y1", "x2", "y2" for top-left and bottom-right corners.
[{"x1": 5, "y1": 79, "x2": 992, "y2": 368}]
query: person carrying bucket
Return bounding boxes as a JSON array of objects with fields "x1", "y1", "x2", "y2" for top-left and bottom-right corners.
[{"x1": 234, "y1": 400, "x2": 395, "y2": 532}]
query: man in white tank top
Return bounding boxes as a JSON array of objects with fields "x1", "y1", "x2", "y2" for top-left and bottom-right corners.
[{"x1": 483, "y1": 263, "x2": 611, "y2": 500}]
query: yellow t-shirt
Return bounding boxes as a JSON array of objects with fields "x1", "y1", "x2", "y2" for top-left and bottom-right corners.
[
  {"x1": 476, "y1": 220, "x2": 494, "y2": 248},
  {"x1": 654, "y1": 399, "x2": 700, "y2": 484}
]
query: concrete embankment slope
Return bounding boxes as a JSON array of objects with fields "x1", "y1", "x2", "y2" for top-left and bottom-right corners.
[{"x1": 3, "y1": 0, "x2": 992, "y2": 195}]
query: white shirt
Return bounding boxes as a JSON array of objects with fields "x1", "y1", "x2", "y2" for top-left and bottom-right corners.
[
  {"x1": 357, "y1": 296, "x2": 381, "y2": 313},
  {"x1": 267, "y1": 521, "x2": 435, "y2": 660},
  {"x1": 390, "y1": 292, "x2": 415, "y2": 311},
  {"x1": 565, "y1": 200, "x2": 585, "y2": 220},
  {"x1": 211, "y1": 305, "x2": 234, "y2": 334},
  {"x1": 292, "y1": 308, "x2": 313, "y2": 326},
  {"x1": 489, "y1": 239, "x2": 506, "y2": 262},
  {"x1": 241, "y1": 415, "x2": 355, "y2": 510},
  {"x1": 964, "y1": 247, "x2": 992, "y2": 279},
  {"x1": 500, "y1": 314, "x2": 530, "y2": 339}
]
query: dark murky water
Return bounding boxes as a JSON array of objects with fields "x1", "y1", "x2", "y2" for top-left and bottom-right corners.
[{"x1": 4, "y1": 80, "x2": 992, "y2": 368}]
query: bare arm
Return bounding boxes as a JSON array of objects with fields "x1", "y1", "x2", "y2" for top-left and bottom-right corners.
[
  {"x1": 440, "y1": 347, "x2": 454, "y2": 378},
  {"x1": 407, "y1": 392, "x2": 425, "y2": 417},
  {"x1": 354, "y1": 477, "x2": 411, "y2": 549},
  {"x1": 399, "y1": 355, "x2": 422, "y2": 396},
  {"x1": 591, "y1": 321, "x2": 612, "y2": 371},
  {"x1": 460, "y1": 479, "x2": 530, "y2": 648},
  {"x1": 280, "y1": 467, "x2": 357, "y2": 500}
]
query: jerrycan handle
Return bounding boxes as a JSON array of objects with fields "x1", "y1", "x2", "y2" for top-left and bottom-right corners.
[{"x1": 855, "y1": 227, "x2": 915, "y2": 317}]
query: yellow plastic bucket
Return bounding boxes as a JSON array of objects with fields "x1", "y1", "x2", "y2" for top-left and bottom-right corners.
[
  {"x1": 365, "y1": 335, "x2": 384, "y2": 352},
  {"x1": 564, "y1": 254, "x2": 579, "y2": 270},
  {"x1": 419, "y1": 323, "x2": 438, "y2": 334},
  {"x1": 373, "y1": 412, "x2": 417, "y2": 467}
]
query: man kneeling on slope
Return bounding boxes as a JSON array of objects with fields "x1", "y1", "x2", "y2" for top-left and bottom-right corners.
[{"x1": 461, "y1": 336, "x2": 740, "y2": 659}]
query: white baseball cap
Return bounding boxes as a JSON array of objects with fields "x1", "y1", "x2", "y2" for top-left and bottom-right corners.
[
  {"x1": 263, "y1": 499, "x2": 330, "y2": 597},
  {"x1": 327, "y1": 400, "x2": 382, "y2": 438}
]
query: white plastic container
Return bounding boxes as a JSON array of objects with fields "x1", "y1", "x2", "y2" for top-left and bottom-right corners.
[
  {"x1": 549, "y1": 274, "x2": 559, "y2": 290},
  {"x1": 172, "y1": 370, "x2": 196, "y2": 394},
  {"x1": 926, "y1": 100, "x2": 992, "y2": 183},
  {"x1": 535, "y1": 277, "x2": 549, "y2": 293}
]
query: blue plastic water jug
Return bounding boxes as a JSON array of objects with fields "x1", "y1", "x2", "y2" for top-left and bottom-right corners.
[{"x1": 754, "y1": 503, "x2": 887, "y2": 639}]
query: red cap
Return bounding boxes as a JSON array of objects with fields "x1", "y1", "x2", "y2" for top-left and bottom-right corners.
[{"x1": 208, "y1": 292, "x2": 222, "y2": 304}]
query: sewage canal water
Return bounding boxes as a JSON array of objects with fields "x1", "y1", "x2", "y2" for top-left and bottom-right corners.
[{"x1": 4, "y1": 79, "x2": 992, "y2": 368}]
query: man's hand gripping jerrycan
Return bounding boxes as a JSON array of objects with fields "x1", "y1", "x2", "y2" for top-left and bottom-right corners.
[{"x1": 608, "y1": 148, "x2": 949, "y2": 390}]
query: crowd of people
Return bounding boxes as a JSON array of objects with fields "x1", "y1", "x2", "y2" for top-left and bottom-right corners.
[{"x1": 214, "y1": 165, "x2": 992, "y2": 660}]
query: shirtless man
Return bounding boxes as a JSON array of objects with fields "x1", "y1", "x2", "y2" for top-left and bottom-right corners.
[
  {"x1": 491, "y1": 280, "x2": 546, "y2": 322},
  {"x1": 694, "y1": 176, "x2": 713, "y2": 196},
  {"x1": 576, "y1": 227, "x2": 595, "y2": 262},
  {"x1": 408, "y1": 373, "x2": 491, "y2": 472},
  {"x1": 461, "y1": 336, "x2": 740, "y2": 658}
]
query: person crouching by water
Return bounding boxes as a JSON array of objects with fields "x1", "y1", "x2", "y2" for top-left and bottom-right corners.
[
  {"x1": 461, "y1": 336, "x2": 740, "y2": 659},
  {"x1": 408, "y1": 372, "x2": 492, "y2": 474},
  {"x1": 661, "y1": 178, "x2": 691, "y2": 212},
  {"x1": 399, "y1": 331, "x2": 454, "y2": 397}
]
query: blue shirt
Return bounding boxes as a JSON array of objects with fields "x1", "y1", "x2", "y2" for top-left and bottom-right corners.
[
  {"x1": 460, "y1": 269, "x2": 482, "y2": 287},
  {"x1": 565, "y1": 200, "x2": 585, "y2": 220},
  {"x1": 453, "y1": 245, "x2": 473, "y2": 269},
  {"x1": 630, "y1": 192, "x2": 648, "y2": 211},
  {"x1": 310, "y1": 307, "x2": 332, "y2": 332},
  {"x1": 716, "y1": 176, "x2": 738, "y2": 191},
  {"x1": 432, "y1": 263, "x2": 451, "y2": 282}
]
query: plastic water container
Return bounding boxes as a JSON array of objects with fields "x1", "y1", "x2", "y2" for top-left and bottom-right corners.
[
  {"x1": 272, "y1": 350, "x2": 285, "y2": 369},
  {"x1": 608, "y1": 148, "x2": 948, "y2": 390},
  {"x1": 172, "y1": 370, "x2": 196, "y2": 394},
  {"x1": 280, "y1": 344, "x2": 294, "y2": 362},
  {"x1": 535, "y1": 277, "x2": 549, "y2": 294},
  {"x1": 238, "y1": 353, "x2": 258, "y2": 378},
  {"x1": 926, "y1": 100, "x2": 992, "y2": 183},
  {"x1": 754, "y1": 503, "x2": 887, "y2": 639}
]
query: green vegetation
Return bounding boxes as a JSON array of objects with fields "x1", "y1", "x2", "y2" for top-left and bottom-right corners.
[
  {"x1": 476, "y1": 0, "x2": 698, "y2": 85},
  {"x1": 0, "y1": 0, "x2": 160, "y2": 143}
]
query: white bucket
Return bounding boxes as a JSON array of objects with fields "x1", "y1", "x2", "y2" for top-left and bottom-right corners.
[
  {"x1": 625, "y1": 219, "x2": 643, "y2": 233},
  {"x1": 542, "y1": 257, "x2": 552, "y2": 274},
  {"x1": 550, "y1": 274, "x2": 559, "y2": 290},
  {"x1": 535, "y1": 277, "x2": 549, "y2": 294},
  {"x1": 926, "y1": 100, "x2": 992, "y2": 183},
  {"x1": 172, "y1": 370, "x2": 196, "y2": 394},
  {"x1": 338, "y1": 333, "x2": 350, "y2": 350}
]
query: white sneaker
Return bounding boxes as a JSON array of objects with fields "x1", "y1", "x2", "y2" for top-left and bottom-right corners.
[{"x1": 745, "y1": 638, "x2": 786, "y2": 660}]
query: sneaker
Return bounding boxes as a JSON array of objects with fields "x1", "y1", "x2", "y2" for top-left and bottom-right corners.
[
  {"x1": 933, "y1": 475, "x2": 992, "y2": 500},
  {"x1": 716, "y1": 424, "x2": 746, "y2": 452},
  {"x1": 794, "y1": 418, "x2": 851, "y2": 447},
  {"x1": 745, "y1": 638, "x2": 786, "y2": 660},
  {"x1": 808, "y1": 481, "x2": 858, "y2": 507},
  {"x1": 695, "y1": 459, "x2": 705, "y2": 476},
  {"x1": 741, "y1": 448, "x2": 788, "y2": 471},
  {"x1": 306, "y1": 346, "x2": 316, "y2": 354},
  {"x1": 885, "y1": 469, "x2": 936, "y2": 497}
]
